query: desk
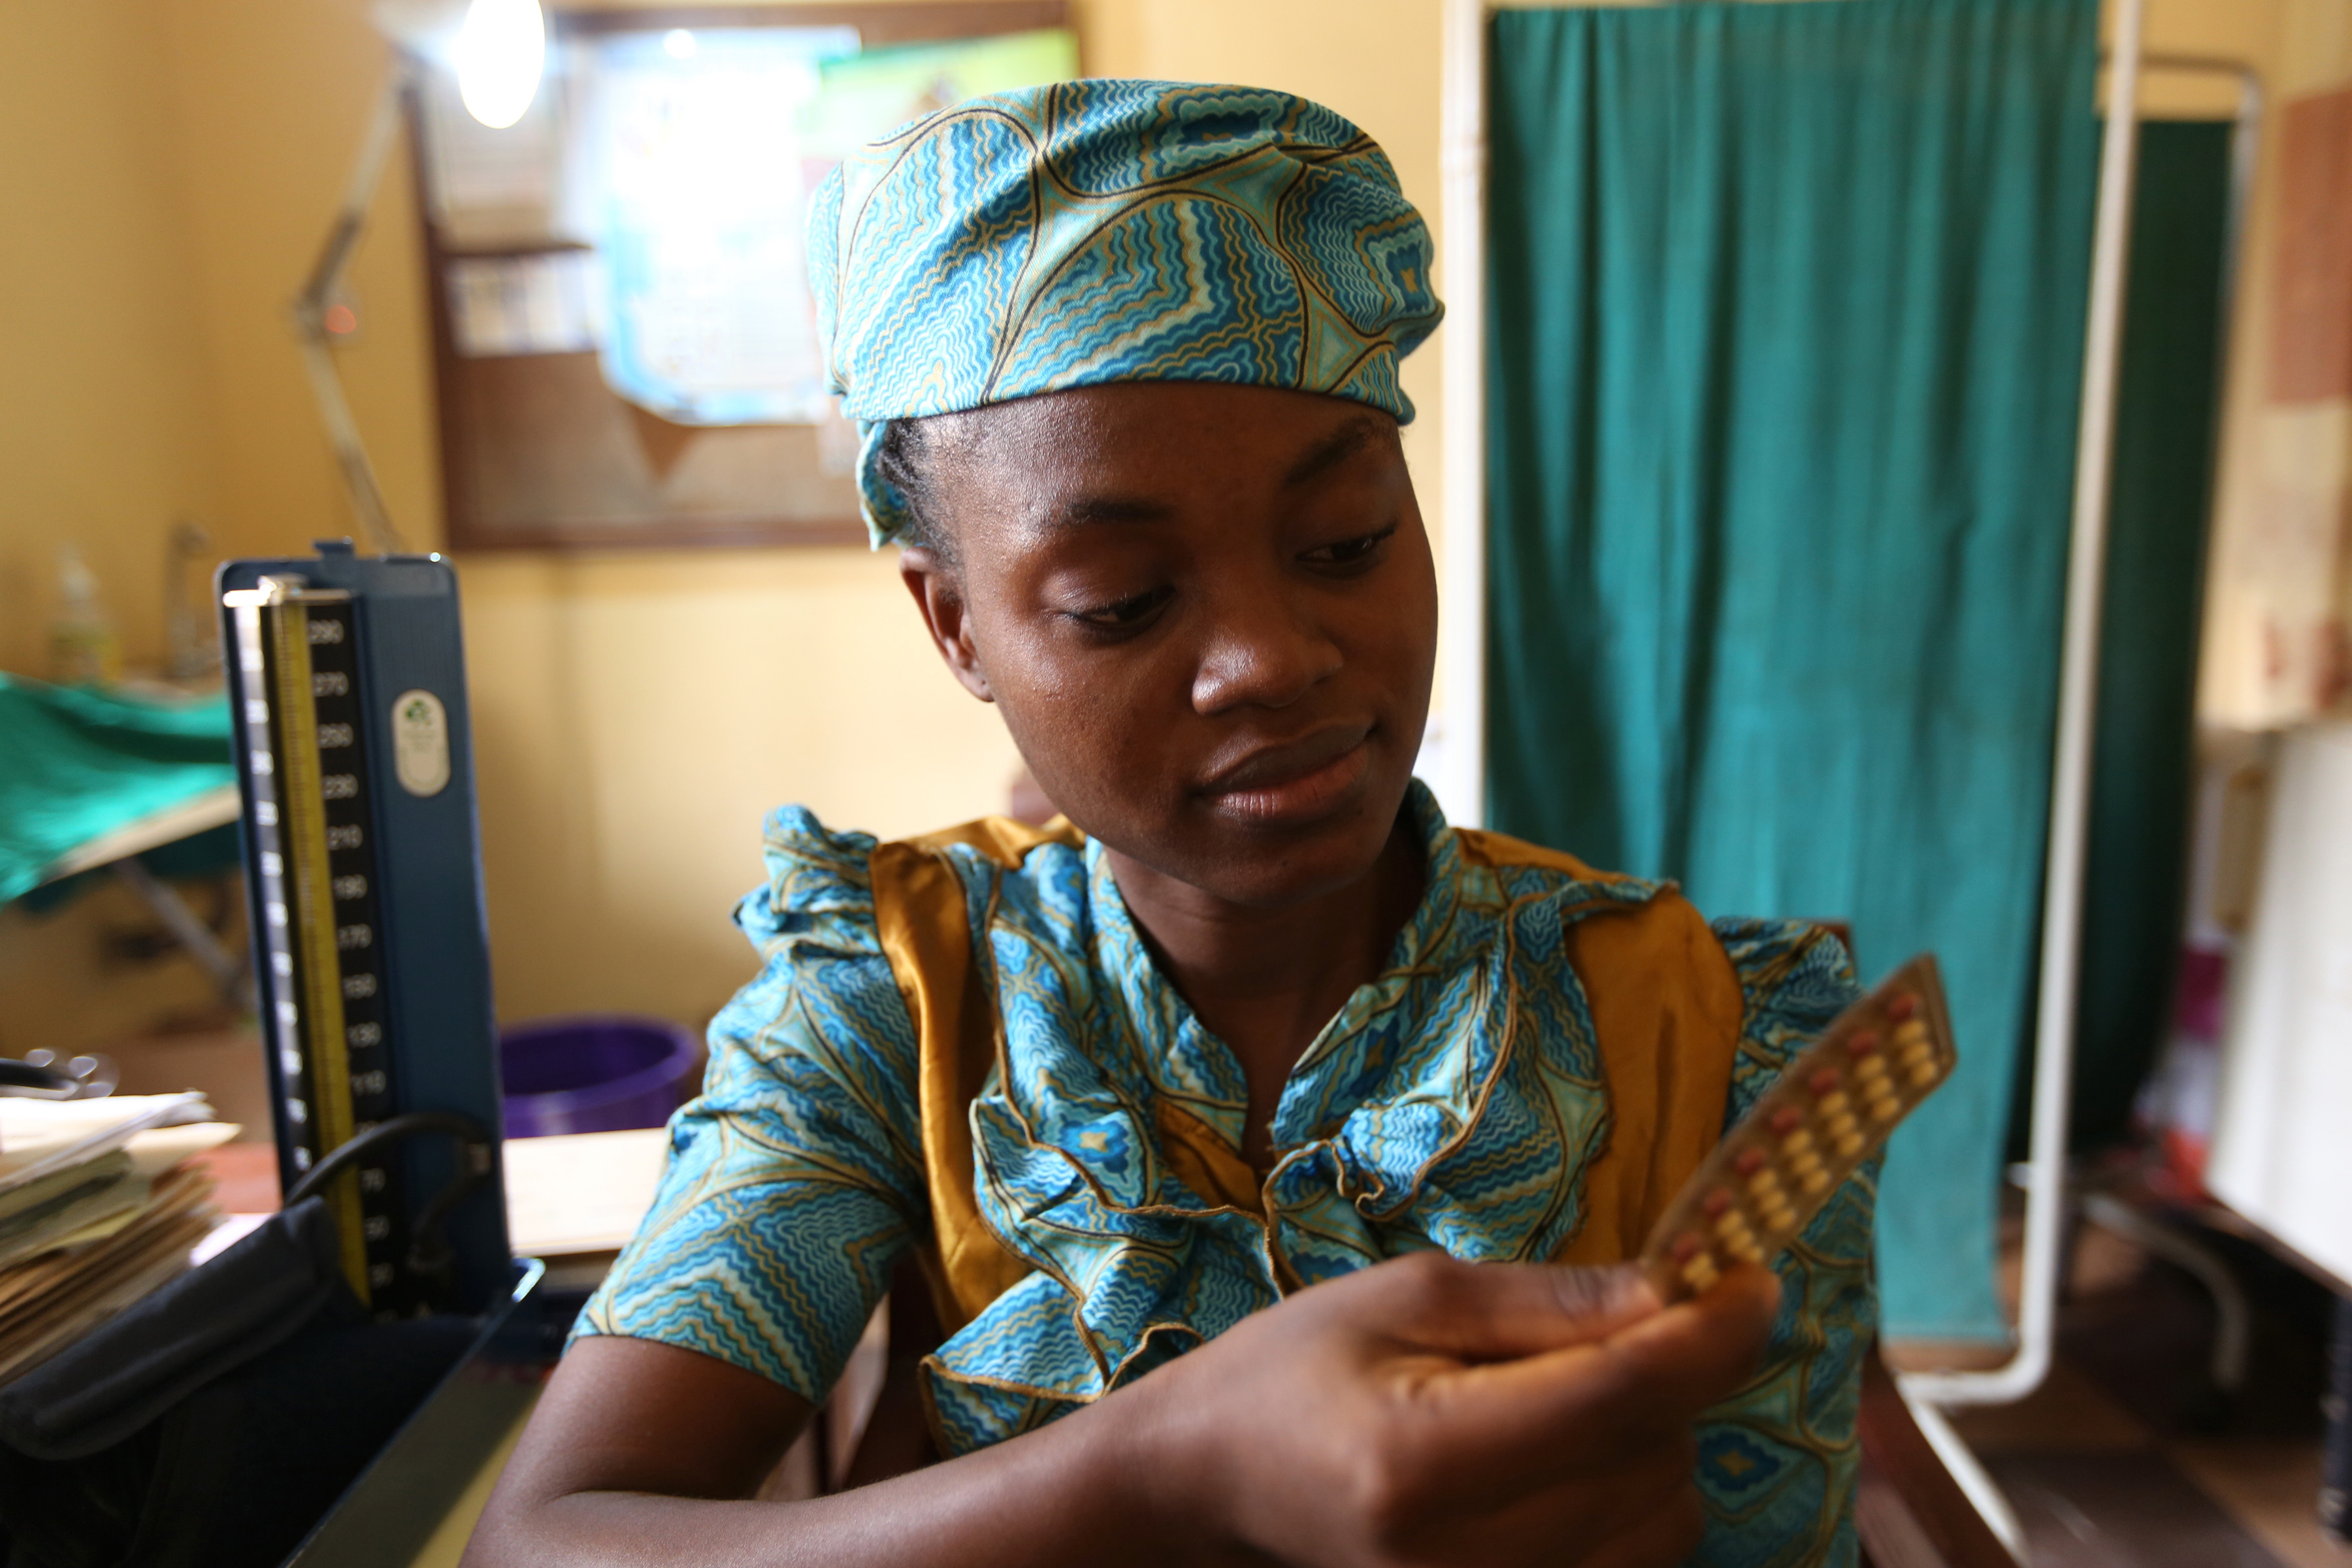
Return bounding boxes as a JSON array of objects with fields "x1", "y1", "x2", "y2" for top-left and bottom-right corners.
[
  {"x1": 397, "y1": 1130, "x2": 672, "y2": 1563},
  {"x1": 230, "y1": 1131, "x2": 672, "y2": 1565},
  {"x1": 284, "y1": 1262, "x2": 555, "y2": 1568},
  {"x1": 198, "y1": 1128, "x2": 672, "y2": 1264}
]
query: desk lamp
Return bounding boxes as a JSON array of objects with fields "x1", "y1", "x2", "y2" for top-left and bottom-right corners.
[{"x1": 293, "y1": 0, "x2": 546, "y2": 554}]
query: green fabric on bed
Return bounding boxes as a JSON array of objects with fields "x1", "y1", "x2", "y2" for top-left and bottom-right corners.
[{"x1": 0, "y1": 676, "x2": 234, "y2": 906}]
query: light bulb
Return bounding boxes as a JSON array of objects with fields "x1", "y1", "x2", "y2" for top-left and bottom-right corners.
[{"x1": 455, "y1": 0, "x2": 544, "y2": 129}]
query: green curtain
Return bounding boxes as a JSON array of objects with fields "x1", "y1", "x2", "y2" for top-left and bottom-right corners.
[
  {"x1": 2057, "y1": 121, "x2": 2232, "y2": 1154},
  {"x1": 1486, "y1": 0, "x2": 2099, "y2": 1343}
]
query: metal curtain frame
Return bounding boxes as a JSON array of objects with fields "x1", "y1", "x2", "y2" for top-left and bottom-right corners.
[
  {"x1": 1432, "y1": 0, "x2": 1490, "y2": 833},
  {"x1": 1437, "y1": 0, "x2": 2268, "y2": 1417}
]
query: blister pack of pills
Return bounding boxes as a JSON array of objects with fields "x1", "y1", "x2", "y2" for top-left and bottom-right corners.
[{"x1": 1640, "y1": 953, "x2": 1955, "y2": 1302}]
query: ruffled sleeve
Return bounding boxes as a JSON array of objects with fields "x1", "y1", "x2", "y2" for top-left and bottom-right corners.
[
  {"x1": 571, "y1": 807, "x2": 927, "y2": 1404},
  {"x1": 1691, "y1": 919, "x2": 1876, "y2": 1568}
]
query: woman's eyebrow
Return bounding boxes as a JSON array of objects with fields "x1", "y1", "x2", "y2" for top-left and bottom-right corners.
[
  {"x1": 1052, "y1": 494, "x2": 1178, "y2": 528},
  {"x1": 1282, "y1": 416, "x2": 1384, "y2": 487}
]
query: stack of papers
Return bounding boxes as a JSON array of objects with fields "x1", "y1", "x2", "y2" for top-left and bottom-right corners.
[
  {"x1": 502, "y1": 1126, "x2": 668, "y2": 1256},
  {"x1": 0, "y1": 1094, "x2": 235, "y2": 1384}
]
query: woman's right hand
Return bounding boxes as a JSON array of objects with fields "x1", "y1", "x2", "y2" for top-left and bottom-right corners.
[
  {"x1": 467, "y1": 1250, "x2": 1776, "y2": 1568},
  {"x1": 1108, "y1": 1250, "x2": 1781, "y2": 1568}
]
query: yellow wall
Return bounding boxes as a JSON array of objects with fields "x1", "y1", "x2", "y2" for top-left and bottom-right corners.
[
  {"x1": 0, "y1": 0, "x2": 225, "y2": 676},
  {"x1": 1, "y1": 0, "x2": 1452, "y2": 1033},
  {"x1": 3, "y1": 0, "x2": 2338, "y2": 1043},
  {"x1": 461, "y1": 551, "x2": 1028, "y2": 1019},
  {"x1": 151, "y1": 0, "x2": 448, "y2": 573}
]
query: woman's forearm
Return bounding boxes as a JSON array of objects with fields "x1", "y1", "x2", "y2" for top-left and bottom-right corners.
[
  {"x1": 467, "y1": 1371, "x2": 1220, "y2": 1568},
  {"x1": 468, "y1": 1254, "x2": 1781, "y2": 1568}
]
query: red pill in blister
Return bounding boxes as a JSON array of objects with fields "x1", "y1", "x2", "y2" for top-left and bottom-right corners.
[
  {"x1": 1810, "y1": 1068, "x2": 1842, "y2": 1096},
  {"x1": 1770, "y1": 1106, "x2": 1803, "y2": 1134},
  {"x1": 1734, "y1": 1147, "x2": 1767, "y2": 1177},
  {"x1": 1847, "y1": 1031, "x2": 1880, "y2": 1057},
  {"x1": 1887, "y1": 993, "x2": 1918, "y2": 1022},
  {"x1": 1671, "y1": 1231, "x2": 1704, "y2": 1260},
  {"x1": 1703, "y1": 1188, "x2": 1734, "y2": 1217}
]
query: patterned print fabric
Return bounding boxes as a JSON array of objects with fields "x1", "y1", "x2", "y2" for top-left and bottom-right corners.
[
  {"x1": 808, "y1": 80, "x2": 1445, "y2": 543},
  {"x1": 579, "y1": 783, "x2": 1876, "y2": 1567}
]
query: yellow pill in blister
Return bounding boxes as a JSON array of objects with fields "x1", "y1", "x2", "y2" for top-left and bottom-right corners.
[
  {"x1": 1781, "y1": 1129, "x2": 1816, "y2": 1158},
  {"x1": 1893, "y1": 1021, "x2": 1929, "y2": 1050},
  {"x1": 1725, "y1": 1236, "x2": 1765, "y2": 1264},
  {"x1": 1855, "y1": 1057, "x2": 1891, "y2": 1086},
  {"x1": 1761, "y1": 1203, "x2": 1798, "y2": 1232},
  {"x1": 1799, "y1": 1168, "x2": 1833, "y2": 1195},
  {"x1": 1869, "y1": 1097, "x2": 1903, "y2": 1124},
  {"x1": 1909, "y1": 1061, "x2": 1939, "y2": 1086},
  {"x1": 1682, "y1": 1254, "x2": 1721, "y2": 1292},
  {"x1": 1787, "y1": 1147, "x2": 1823, "y2": 1175},
  {"x1": 1825, "y1": 1111, "x2": 1858, "y2": 1139},
  {"x1": 1818, "y1": 1092, "x2": 1850, "y2": 1117},
  {"x1": 1746, "y1": 1169, "x2": 1784, "y2": 1199},
  {"x1": 1835, "y1": 1130, "x2": 1866, "y2": 1156}
]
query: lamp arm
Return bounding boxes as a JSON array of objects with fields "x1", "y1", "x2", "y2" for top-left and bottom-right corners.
[{"x1": 291, "y1": 61, "x2": 416, "y2": 555}]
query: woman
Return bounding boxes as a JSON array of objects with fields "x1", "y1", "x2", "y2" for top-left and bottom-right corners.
[{"x1": 469, "y1": 82, "x2": 1872, "y2": 1568}]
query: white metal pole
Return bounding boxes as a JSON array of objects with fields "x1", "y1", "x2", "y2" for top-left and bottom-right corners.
[
  {"x1": 1903, "y1": 0, "x2": 2149, "y2": 1409},
  {"x1": 1900, "y1": 1384, "x2": 2030, "y2": 1560},
  {"x1": 1435, "y1": 0, "x2": 1489, "y2": 828}
]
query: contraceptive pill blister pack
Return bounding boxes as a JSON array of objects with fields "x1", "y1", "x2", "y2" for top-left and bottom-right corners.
[{"x1": 1641, "y1": 954, "x2": 1955, "y2": 1303}]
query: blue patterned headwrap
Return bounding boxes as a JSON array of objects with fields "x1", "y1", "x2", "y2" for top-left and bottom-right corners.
[{"x1": 809, "y1": 80, "x2": 1444, "y2": 544}]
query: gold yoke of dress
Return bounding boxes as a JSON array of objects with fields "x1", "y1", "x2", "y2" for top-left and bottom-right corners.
[{"x1": 869, "y1": 817, "x2": 1744, "y2": 1334}]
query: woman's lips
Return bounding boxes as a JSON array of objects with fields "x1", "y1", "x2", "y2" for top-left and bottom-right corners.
[{"x1": 1200, "y1": 727, "x2": 1375, "y2": 826}]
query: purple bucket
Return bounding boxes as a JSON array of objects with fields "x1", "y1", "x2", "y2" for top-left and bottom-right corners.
[{"x1": 499, "y1": 1015, "x2": 700, "y2": 1138}]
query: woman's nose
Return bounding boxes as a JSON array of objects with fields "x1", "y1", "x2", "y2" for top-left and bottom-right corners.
[{"x1": 1190, "y1": 581, "x2": 1343, "y2": 715}]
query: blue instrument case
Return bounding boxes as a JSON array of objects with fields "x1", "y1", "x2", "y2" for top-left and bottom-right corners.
[{"x1": 218, "y1": 542, "x2": 508, "y2": 1317}]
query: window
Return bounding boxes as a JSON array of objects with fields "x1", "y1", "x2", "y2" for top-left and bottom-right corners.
[{"x1": 414, "y1": 4, "x2": 1076, "y2": 549}]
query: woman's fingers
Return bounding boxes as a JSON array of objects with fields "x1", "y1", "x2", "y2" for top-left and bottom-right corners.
[
  {"x1": 1384, "y1": 1262, "x2": 1781, "y2": 1494},
  {"x1": 1589, "y1": 1260, "x2": 1782, "y2": 1409},
  {"x1": 1159, "y1": 1254, "x2": 1780, "y2": 1568},
  {"x1": 1358, "y1": 1252, "x2": 1665, "y2": 1361}
]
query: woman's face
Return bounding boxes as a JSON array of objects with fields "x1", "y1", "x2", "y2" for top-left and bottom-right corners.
[{"x1": 899, "y1": 382, "x2": 1438, "y2": 911}]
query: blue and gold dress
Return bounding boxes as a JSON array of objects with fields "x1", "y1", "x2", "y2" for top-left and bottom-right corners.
[{"x1": 580, "y1": 781, "x2": 1876, "y2": 1566}]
